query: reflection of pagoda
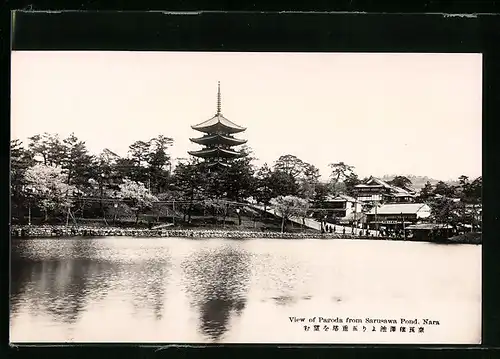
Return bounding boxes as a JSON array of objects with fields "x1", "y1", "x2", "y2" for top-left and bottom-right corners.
[{"x1": 188, "y1": 82, "x2": 247, "y2": 168}]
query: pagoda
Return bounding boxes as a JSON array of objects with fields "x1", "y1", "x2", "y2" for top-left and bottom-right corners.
[{"x1": 188, "y1": 82, "x2": 247, "y2": 168}]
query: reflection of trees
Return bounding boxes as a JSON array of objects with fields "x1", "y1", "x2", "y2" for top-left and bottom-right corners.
[
  {"x1": 126, "y1": 258, "x2": 170, "y2": 321},
  {"x1": 10, "y1": 240, "x2": 115, "y2": 324},
  {"x1": 182, "y1": 244, "x2": 250, "y2": 342},
  {"x1": 11, "y1": 240, "x2": 173, "y2": 326}
]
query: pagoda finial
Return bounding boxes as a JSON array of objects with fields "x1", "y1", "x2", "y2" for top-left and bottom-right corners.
[{"x1": 217, "y1": 81, "x2": 221, "y2": 115}]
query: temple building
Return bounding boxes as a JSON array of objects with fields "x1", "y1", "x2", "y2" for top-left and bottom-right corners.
[
  {"x1": 188, "y1": 82, "x2": 247, "y2": 168},
  {"x1": 353, "y1": 177, "x2": 415, "y2": 204}
]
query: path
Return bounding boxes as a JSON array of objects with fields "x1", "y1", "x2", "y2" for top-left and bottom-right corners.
[{"x1": 248, "y1": 203, "x2": 378, "y2": 236}]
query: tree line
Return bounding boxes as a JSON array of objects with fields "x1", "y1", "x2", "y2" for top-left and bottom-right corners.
[{"x1": 10, "y1": 132, "x2": 481, "y2": 231}]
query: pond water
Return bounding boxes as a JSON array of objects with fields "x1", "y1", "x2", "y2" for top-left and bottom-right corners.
[{"x1": 10, "y1": 237, "x2": 481, "y2": 344}]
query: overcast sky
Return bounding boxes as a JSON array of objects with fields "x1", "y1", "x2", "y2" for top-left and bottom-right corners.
[{"x1": 11, "y1": 51, "x2": 482, "y2": 181}]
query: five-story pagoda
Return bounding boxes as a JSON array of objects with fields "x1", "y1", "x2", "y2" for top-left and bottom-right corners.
[{"x1": 188, "y1": 82, "x2": 247, "y2": 168}]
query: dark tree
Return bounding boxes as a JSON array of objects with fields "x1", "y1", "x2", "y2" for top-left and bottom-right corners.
[
  {"x1": 433, "y1": 181, "x2": 457, "y2": 197},
  {"x1": 343, "y1": 173, "x2": 361, "y2": 196},
  {"x1": 417, "y1": 181, "x2": 434, "y2": 202},
  {"x1": 268, "y1": 170, "x2": 299, "y2": 198},
  {"x1": 254, "y1": 163, "x2": 274, "y2": 210},
  {"x1": 387, "y1": 175, "x2": 413, "y2": 190}
]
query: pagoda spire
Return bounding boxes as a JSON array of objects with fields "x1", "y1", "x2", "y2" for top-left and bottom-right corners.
[{"x1": 217, "y1": 81, "x2": 221, "y2": 115}]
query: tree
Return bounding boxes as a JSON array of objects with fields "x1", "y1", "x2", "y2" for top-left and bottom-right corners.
[
  {"x1": 270, "y1": 195, "x2": 310, "y2": 233},
  {"x1": 312, "y1": 182, "x2": 333, "y2": 208},
  {"x1": 459, "y1": 176, "x2": 482, "y2": 231},
  {"x1": 222, "y1": 157, "x2": 256, "y2": 202},
  {"x1": 272, "y1": 154, "x2": 319, "y2": 199},
  {"x1": 27, "y1": 133, "x2": 66, "y2": 167},
  {"x1": 343, "y1": 173, "x2": 361, "y2": 196},
  {"x1": 469, "y1": 176, "x2": 482, "y2": 203},
  {"x1": 433, "y1": 181, "x2": 457, "y2": 197},
  {"x1": 273, "y1": 154, "x2": 305, "y2": 179},
  {"x1": 254, "y1": 163, "x2": 274, "y2": 210},
  {"x1": 417, "y1": 181, "x2": 434, "y2": 202},
  {"x1": 11, "y1": 140, "x2": 35, "y2": 193},
  {"x1": 173, "y1": 159, "x2": 207, "y2": 222},
  {"x1": 146, "y1": 135, "x2": 174, "y2": 193},
  {"x1": 430, "y1": 197, "x2": 460, "y2": 230},
  {"x1": 269, "y1": 170, "x2": 299, "y2": 198},
  {"x1": 116, "y1": 179, "x2": 159, "y2": 224},
  {"x1": 11, "y1": 140, "x2": 36, "y2": 220},
  {"x1": 127, "y1": 140, "x2": 151, "y2": 185},
  {"x1": 388, "y1": 175, "x2": 413, "y2": 190},
  {"x1": 23, "y1": 164, "x2": 76, "y2": 222},
  {"x1": 298, "y1": 163, "x2": 320, "y2": 200},
  {"x1": 329, "y1": 162, "x2": 355, "y2": 193},
  {"x1": 61, "y1": 133, "x2": 94, "y2": 188}
]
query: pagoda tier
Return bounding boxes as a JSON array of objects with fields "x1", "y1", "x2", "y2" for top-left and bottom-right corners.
[
  {"x1": 191, "y1": 114, "x2": 246, "y2": 134},
  {"x1": 188, "y1": 147, "x2": 244, "y2": 159},
  {"x1": 206, "y1": 161, "x2": 230, "y2": 168},
  {"x1": 190, "y1": 133, "x2": 247, "y2": 146}
]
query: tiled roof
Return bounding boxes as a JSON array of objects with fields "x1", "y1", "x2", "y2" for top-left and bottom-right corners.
[
  {"x1": 356, "y1": 177, "x2": 413, "y2": 195},
  {"x1": 367, "y1": 203, "x2": 430, "y2": 215},
  {"x1": 392, "y1": 192, "x2": 415, "y2": 197},
  {"x1": 325, "y1": 194, "x2": 359, "y2": 202},
  {"x1": 192, "y1": 114, "x2": 246, "y2": 133}
]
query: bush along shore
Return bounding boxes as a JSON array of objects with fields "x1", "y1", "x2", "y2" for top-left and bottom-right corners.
[{"x1": 10, "y1": 225, "x2": 481, "y2": 244}]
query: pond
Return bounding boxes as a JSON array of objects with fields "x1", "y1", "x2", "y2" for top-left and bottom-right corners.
[{"x1": 10, "y1": 237, "x2": 481, "y2": 344}]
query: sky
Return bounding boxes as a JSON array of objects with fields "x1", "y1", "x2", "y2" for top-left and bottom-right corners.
[{"x1": 11, "y1": 51, "x2": 482, "y2": 181}]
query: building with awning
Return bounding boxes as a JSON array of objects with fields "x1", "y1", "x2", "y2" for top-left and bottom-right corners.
[
  {"x1": 366, "y1": 203, "x2": 431, "y2": 230},
  {"x1": 188, "y1": 82, "x2": 247, "y2": 168}
]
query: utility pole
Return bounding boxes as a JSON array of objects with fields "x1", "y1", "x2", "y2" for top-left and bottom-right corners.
[
  {"x1": 172, "y1": 199, "x2": 175, "y2": 226},
  {"x1": 402, "y1": 212, "x2": 406, "y2": 240},
  {"x1": 27, "y1": 189, "x2": 32, "y2": 226},
  {"x1": 66, "y1": 206, "x2": 70, "y2": 226},
  {"x1": 353, "y1": 201, "x2": 357, "y2": 235}
]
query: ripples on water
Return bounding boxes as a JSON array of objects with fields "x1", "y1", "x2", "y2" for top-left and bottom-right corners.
[{"x1": 10, "y1": 237, "x2": 481, "y2": 343}]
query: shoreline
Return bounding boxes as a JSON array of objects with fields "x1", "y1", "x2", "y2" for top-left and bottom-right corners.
[{"x1": 10, "y1": 225, "x2": 481, "y2": 244}]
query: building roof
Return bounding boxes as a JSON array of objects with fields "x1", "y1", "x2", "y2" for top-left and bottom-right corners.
[
  {"x1": 392, "y1": 192, "x2": 415, "y2": 197},
  {"x1": 434, "y1": 194, "x2": 461, "y2": 202},
  {"x1": 406, "y1": 223, "x2": 453, "y2": 230},
  {"x1": 355, "y1": 177, "x2": 414, "y2": 195},
  {"x1": 206, "y1": 161, "x2": 230, "y2": 168},
  {"x1": 325, "y1": 194, "x2": 359, "y2": 203},
  {"x1": 191, "y1": 114, "x2": 246, "y2": 134},
  {"x1": 191, "y1": 82, "x2": 246, "y2": 134},
  {"x1": 188, "y1": 147, "x2": 244, "y2": 159},
  {"x1": 190, "y1": 133, "x2": 247, "y2": 146},
  {"x1": 354, "y1": 184, "x2": 385, "y2": 188},
  {"x1": 367, "y1": 203, "x2": 430, "y2": 215}
]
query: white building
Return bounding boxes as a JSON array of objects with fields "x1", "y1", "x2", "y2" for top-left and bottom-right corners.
[{"x1": 366, "y1": 203, "x2": 431, "y2": 230}]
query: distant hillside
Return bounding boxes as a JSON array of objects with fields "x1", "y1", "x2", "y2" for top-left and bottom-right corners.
[{"x1": 380, "y1": 175, "x2": 458, "y2": 191}]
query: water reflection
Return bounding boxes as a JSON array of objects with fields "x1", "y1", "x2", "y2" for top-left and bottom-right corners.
[
  {"x1": 182, "y1": 242, "x2": 251, "y2": 341},
  {"x1": 10, "y1": 238, "x2": 481, "y2": 343},
  {"x1": 11, "y1": 239, "x2": 114, "y2": 324},
  {"x1": 124, "y1": 258, "x2": 170, "y2": 321},
  {"x1": 11, "y1": 239, "x2": 172, "y2": 324}
]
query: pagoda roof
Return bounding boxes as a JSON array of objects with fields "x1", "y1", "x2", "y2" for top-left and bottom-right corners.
[
  {"x1": 207, "y1": 161, "x2": 230, "y2": 168},
  {"x1": 191, "y1": 114, "x2": 246, "y2": 134},
  {"x1": 190, "y1": 133, "x2": 247, "y2": 146},
  {"x1": 188, "y1": 147, "x2": 244, "y2": 159}
]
